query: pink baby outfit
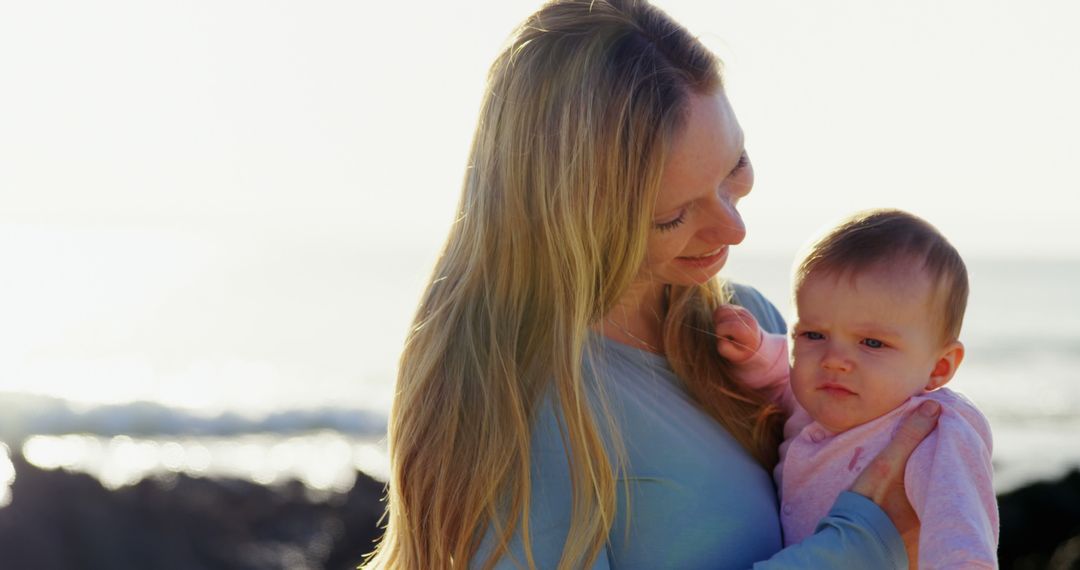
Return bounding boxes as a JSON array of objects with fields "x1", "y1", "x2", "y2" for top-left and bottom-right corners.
[{"x1": 745, "y1": 333, "x2": 999, "y2": 569}]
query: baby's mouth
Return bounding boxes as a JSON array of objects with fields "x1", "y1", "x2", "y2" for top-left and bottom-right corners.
[{"x1": 818, "y1": 382, "x2": 857, "y2": 396}]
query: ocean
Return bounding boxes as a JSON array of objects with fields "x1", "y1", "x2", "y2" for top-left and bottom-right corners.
[{"x1": 1, "y1": 243, "x2": 1078, "y2": 504}]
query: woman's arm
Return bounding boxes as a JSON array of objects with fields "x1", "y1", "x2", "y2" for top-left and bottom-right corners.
[{"x1": 752, "y1": 491, "x2": 906, "y2": 568}]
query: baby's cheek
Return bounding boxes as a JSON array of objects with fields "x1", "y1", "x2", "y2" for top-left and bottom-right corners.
[
  {"x1": 789, "y1": 366, "x2": 815, "y2": 409},
  {"x1": 789, "y1": 358, "x2": 812, "y2": 384},
  {"x1": 879, "y1": 382, "x2": 922, "y2": 411}
]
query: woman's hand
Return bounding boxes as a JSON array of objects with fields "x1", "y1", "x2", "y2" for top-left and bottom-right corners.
[
  {"x1": 713, "y1": 304, "x2": 765, "y2": 365},
  {"x1": 850, "y1": 399, "x2": 941, "y2": 567}
]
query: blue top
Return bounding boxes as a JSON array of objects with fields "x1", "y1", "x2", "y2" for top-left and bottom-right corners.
[{"x1": 473, "y1": 284, "x2": 906, "y2": 569}]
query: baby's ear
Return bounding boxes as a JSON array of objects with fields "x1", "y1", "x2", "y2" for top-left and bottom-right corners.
[{"x1": 926, "y1": 341, "x2": 964, "y2": 391}]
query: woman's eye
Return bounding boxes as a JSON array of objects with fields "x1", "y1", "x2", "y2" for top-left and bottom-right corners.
[
  {"x1": 653, "y1": 212, "x2": 686, "y2": 232},
  {"x1": 724, "y1": 152, "x2": 753, "y2": 197},
  {"x1": 732, "y1": 152, "x2": 749, "y2": 173},
  {"x1": 721, "y1": 152, "x2": 750, "y2": 181},
  {"x1": 861, "y1": 338, "x2": 885, "y2": 349}
]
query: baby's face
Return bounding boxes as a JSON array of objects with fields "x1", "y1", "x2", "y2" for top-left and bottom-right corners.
[{"x1": 790, "y1": 266, "x2": 948, "y2": 433}]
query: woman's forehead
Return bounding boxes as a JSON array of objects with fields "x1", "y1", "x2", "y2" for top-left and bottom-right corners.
[{"x1": 654, "y1": 92, "x2": 744, "y2": 212}]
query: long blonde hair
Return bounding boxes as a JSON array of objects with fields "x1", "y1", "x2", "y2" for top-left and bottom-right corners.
[{"x1": 364, "y1": 1, "x2": 783, "y2": 568}]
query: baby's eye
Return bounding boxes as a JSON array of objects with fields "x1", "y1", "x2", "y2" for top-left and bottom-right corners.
[
  {"x1": 799, "y1": 331, "x2": 825, "y2": 341},
  {"x1": 861, "y1": 338, "x2": 886, "y2": 349}
]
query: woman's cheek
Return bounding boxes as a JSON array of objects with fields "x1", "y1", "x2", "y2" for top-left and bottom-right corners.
[{"x1": 645, "y1": 235, "x2": 684, "y2": 265}]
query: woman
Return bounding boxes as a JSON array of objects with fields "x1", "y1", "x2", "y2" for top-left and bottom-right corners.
[{"x1": 365, "y1": 1, "x2": 938, "y2": 568}]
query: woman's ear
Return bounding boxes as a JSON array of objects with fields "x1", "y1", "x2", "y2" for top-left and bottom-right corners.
[{"x1": 926, "y1": 341, "x2": 964, "y2": 391}]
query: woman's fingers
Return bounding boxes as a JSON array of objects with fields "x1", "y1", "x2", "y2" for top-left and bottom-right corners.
[
  {"x1": 851, "y1": 400, "x2": 940, "y2": 502},
  {"x1": 850, "y1": 399, "x2": 940, "y2": 561}
]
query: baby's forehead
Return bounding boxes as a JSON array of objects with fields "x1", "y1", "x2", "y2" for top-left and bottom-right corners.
[
  {"x1": 796, "y1": 261, "x2": 952, "y2": 332},
  {"x1": 801, "y1": 258, "x2": 934, "y2": 293}
]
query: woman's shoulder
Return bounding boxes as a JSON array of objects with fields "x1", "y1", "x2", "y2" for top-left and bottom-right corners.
[{"x1": 726, "y1": 281, "x2": 787, "y2": 335}]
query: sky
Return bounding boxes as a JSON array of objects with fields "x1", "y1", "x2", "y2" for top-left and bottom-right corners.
[
  {"x1": 1, "y1": 0, "x2": 1078, "y2": 410},
  {"x1": 3, "y1": 0, "x2": 1079, "y2": 255}
]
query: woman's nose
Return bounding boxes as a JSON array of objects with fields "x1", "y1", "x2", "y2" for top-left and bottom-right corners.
[{"x1": 698, "y1": 198, "x2": 746, "y2": 245}]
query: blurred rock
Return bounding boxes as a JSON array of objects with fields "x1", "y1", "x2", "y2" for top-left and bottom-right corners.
[
  {"x1": 999, "y1": 469, "x2": 1080, "y2": 570},
  {"x1": 0, "y1": 453, "x2": 384, "y2": 569}
]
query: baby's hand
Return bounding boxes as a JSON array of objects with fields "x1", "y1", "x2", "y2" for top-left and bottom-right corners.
[{"x1": 713, "y1": 304, "x2": 764, "y2": 365}]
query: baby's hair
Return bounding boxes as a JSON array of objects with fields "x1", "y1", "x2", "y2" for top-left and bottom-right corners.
[{"x1": 795, "y1": 209, "x2": 969, "y2": 342}]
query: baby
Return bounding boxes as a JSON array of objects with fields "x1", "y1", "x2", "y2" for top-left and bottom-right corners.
[{"x1": 715, "y1": 209, "x2": 998, "y2": 568}]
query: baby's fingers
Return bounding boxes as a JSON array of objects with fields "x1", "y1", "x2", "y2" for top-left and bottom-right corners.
[
  {"x1": 714, "y1": 305, "x2": 761, "y2": 346},
  {"x1": 716, "y1": 335, "x2": 748, "y2": 359},
  {"x1": 714, "y1": 304, "x2": 752, "y2": 323}
]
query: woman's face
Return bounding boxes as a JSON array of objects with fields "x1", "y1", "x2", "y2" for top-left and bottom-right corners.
[{"x1": 636, "y1": 91, "x2": 753, "y2": 290}]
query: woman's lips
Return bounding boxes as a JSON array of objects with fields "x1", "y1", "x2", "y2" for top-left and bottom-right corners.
[{"x1": 675, "y1": 245, "x2": 728, "y2": 269}]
